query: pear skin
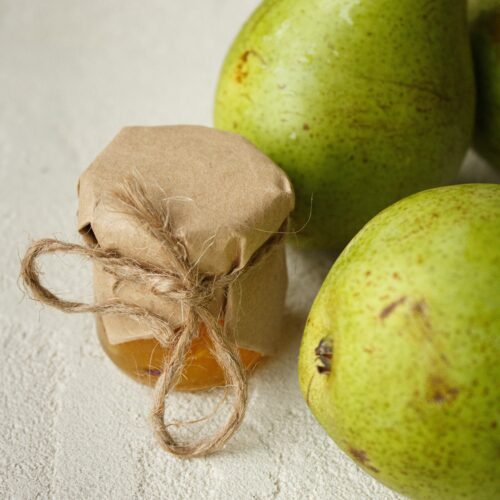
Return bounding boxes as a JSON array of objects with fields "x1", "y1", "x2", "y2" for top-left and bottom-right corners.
[
  {"x1": 215, "y1": 0, "x2": 475, "y2": 250},
  {"x1": 470, "y1": 0, "x2": 500, "y2": 169},
  {"x1": 298, "y1": 184, "x2": 500, "y2": 499}
]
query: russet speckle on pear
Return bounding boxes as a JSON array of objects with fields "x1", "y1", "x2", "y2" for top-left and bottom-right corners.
[
  {"x1": 214, "y1": 0, "x2": 475, "y2": 251},
  {"x1": 469, "y1": 0, "x2": 500, "y2": 169},
  {"x1": 298, "y1": 184, "x2": 500, "y2": 499}
]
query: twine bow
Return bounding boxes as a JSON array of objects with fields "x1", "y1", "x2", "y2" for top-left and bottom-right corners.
[{"x1": 20, "y1": 179, "x2": 284, "y2": 458}]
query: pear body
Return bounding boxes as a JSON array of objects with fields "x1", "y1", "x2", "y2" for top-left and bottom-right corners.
[
  {"x1": 215, "y1": 0, "x2": 475, "y2": 250},
  {"x1": 298, "y1": 184, "x2": 500, "y2": 499},
  {"x1": 470, "y1": 0, "x2": 500, "y2": 169}
]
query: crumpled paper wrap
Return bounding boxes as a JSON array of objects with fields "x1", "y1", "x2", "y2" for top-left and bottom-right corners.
[{"x1": 77, "y1": 125, "x2": 295, "y2": 355}]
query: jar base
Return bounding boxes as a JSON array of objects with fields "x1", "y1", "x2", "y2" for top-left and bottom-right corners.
[{"x1": 95, "y1": 316, "x2": 263, "y2": 391}]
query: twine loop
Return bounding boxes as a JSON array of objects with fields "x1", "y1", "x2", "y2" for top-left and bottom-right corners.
[{"x1": 20, "y1": 178, "x2": 284, "y2": 458}]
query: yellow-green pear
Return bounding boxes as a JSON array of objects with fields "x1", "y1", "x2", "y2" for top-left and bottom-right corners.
[
  {"x1": 299, "y1": 184, "x2": 500, "y2": 499},
  {"x1": 469, "y1": 0, "x2": 500, "y2": 169},
  {"x1": 215, "y1": 0, "x2": 475, "y2": 251}
]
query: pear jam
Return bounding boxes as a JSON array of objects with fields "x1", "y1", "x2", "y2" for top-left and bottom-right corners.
[{"x1": 96, "y1": 316, "x2": 262, "y2": 391}]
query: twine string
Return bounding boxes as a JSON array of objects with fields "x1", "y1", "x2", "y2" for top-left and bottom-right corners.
[{"x1": 19, "y1": 178, "x2": 283, "y2": 458}]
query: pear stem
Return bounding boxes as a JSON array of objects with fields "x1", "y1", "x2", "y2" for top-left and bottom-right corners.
[{"x1": 315, "y1": 338, "x2": 333, "y2": 375}]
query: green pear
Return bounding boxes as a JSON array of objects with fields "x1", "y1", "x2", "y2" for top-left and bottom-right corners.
[
  {"x1": 469, "y1": 0, "x2": 500, "y2": 169},
  {"x1": 298, "y1": 184, "x2": 500, "y2": 499},
  {"x1": 214, "y1": 0, "x2": 475, "y2": 251}
]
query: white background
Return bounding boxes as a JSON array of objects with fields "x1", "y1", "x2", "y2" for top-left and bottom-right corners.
[{"x1": 1, "y1": 1, "x2": 498, "y2": 498}]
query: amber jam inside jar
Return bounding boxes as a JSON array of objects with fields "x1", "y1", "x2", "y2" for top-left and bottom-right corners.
[{"x1": 96, "y1": 317, "x2": 262, "y2": 391}]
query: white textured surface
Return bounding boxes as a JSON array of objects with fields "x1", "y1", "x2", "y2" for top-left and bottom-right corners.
[{"x1": 1, "y1": 1, "x2": 499, "y2": 499}]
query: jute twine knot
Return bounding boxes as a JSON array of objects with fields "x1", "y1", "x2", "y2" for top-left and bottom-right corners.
[{"x1": 20, "y1": 178, "x2": 284, "y2": 458}]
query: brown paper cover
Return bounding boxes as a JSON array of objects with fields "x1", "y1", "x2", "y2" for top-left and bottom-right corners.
[{"x1": 77, "y1": 125, "x2": 294, "y2": 355}]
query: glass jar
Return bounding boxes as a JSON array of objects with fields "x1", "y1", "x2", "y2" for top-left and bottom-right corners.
[{"x1": 96, "y1": 316, "x2": 263, "y2": 391}]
